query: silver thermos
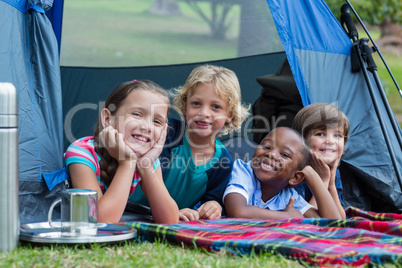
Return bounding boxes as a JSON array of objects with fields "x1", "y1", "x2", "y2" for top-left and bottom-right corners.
[{"x1": 0, "y1": 83, "x2": 19, "y2": 252}]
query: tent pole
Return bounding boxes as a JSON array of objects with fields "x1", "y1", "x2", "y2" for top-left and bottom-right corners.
[
  {"x1": 341, "y1": 3, "x2": 402, "y2": 149},
  {"x1": 360, "y1": 39, "x2": 402, "y2": 149},
  {"x1": 345, "y1": 0, "x2": 402, "y2": 99},
  {"x1": 354, "y1": 39, "x2": 402, "y2": 190},
  {"x1": 341, "y1": 4, "x2": 402, "y2": 189}
]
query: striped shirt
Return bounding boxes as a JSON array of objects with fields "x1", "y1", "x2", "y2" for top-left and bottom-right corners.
[{"x1": 64, "y1": 136, "x2": 160, "y2": 201}]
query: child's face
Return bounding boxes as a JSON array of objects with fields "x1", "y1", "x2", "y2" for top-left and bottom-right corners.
[
  {"x1": 185, "y1": 83, "x2": 232, "y2": 140},
  {"x1": 307, "y1": 126, "x2": 345, "y2": 166},
  {"x1": 251, "y1": 128, "x2": 303, "y2": 187},
  {"x1": 111, "y1": 90, "x2": 168, "y2": 156}
]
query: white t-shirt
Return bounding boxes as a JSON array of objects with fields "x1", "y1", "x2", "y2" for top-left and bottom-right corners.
[{"x1": 223, "y1": 159, "x2": 313, "y2": 215}]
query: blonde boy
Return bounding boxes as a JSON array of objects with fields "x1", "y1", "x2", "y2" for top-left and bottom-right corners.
[{"x1": 131, "y1": 65, "x2": 250, "y2": 221}]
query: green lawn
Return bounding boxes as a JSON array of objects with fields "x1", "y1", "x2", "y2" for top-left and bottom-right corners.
[
  {"x1": 1, "y1": 240, "x2": 306, "y2": 267},
  {"x1": 374, "y1": 52, "x2": 402, "y2": 115},
  {"x1": 3, "y1": 1, "x2": 400, "y2": 267},
  {"x1": 358, "y1": 30, "x2": 402, "y2": 116}
]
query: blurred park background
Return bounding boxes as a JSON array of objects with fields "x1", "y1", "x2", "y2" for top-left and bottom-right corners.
[{"x1": 59, "y1": 0, "x2": 402, "y2": 120}]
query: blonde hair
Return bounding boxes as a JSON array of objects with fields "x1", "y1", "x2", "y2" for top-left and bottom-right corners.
[
  {"x1": 173, "y1": 64, "x2": 250, "y2": 136},
  {"x1": 292, "y1": 103, "x2": 350, "y2": 144}
]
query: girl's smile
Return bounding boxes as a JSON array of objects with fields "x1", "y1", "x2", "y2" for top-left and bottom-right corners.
[
  {"x1": 107, "y1": 90, "x2": 168, "y2": 157},
  {"x1": 131, "y1": 134, "x2": 150, "y2": 143}
]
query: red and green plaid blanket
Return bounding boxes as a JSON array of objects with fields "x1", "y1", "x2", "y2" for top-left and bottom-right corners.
[{"x1": 125, "y1": 207, "x2": 402, "y2": 266}]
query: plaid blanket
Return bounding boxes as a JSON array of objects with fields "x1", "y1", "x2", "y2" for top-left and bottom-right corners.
[{"x1": 125, "y1": 207, "x2": 402, "y2": 266}]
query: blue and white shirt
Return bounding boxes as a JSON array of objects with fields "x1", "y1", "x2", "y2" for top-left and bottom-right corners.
[{"x1": 223, "y1": 159, "x2": 313, "y2": 215}]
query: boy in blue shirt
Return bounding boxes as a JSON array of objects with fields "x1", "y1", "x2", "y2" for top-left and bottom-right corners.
[
  {"x1": 223, "y1": 127, "x2": 341, "y2": 219},
  {"x1": 130, "y1": 65, "x2": 250, "y2": 221},
  {"x1": 292, "y1": 103, "x2": 349, "y2": 219}
]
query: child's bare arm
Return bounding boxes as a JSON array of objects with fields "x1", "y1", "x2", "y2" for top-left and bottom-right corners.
[
  {"x1": 69, "y1": 163, "x2": 134, "y2": 223},
  {"x1": 302, "y1": 166, "x2": 341, "y2": 219},
  {"x1": 76, "y1": 126, "x2": 137, "y2": 223},
  {"x1": 137, "y1": 125, "x2": 179, "y2": 224},
  {"x1": 309, "y1": 151, "x2": 330, "y2": 186},
  {"x1": 307, "y1": 152, "x2": 328, "y2": 208},
  {"x1": 225, "y1": 193, "x2": 303, "y2": 219},
  {"x1": 328, "y1": 159, "x2": 346, "y2": 219},
  {"x1": 308, "y1": 154, "x2": 346, "y2": 219}
]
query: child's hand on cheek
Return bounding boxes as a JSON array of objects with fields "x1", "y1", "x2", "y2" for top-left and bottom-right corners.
[
  {"x1": 137, "y1": 123, "x2": 167, "y2": 169},
  {"x1": 100, "y1": 126, "x2": 137, "y2": 164},
  {"x1": 309, "y1": 150, "x2": 330, "y2": 187},
  {"x1": 328, "y1": 157, "x2": 340, "y2": 187}
]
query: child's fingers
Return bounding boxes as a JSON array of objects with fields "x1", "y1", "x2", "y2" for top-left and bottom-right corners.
[
  {"x1": 310, "y1": 151, "x2": 322, "y2": 166},
  {"x1": 317, "y1": 156, "x2": 327, "y2": 168},
  {"x1": 117, "y1": 132, "x2": 127, "y2": 150},
  {"x1": 286, "y1": 196, "x2": 295, "y2": 208},
  {"x1": 179, "y1": 214, "x2": 190, "y2": 222},
  {"x1": 310, "y1": 151, "x2": 328, "y2": 171},
  {"x1": 309, "y1": 151, "x2": 319, "y2": 166},
  {"x1": 101, "y1": 126, "x2": 116, "y2": 148},
  {"x1": 202, "y1": 208, "x2": 221, "y2": 220},
  {"x1": 198, "y1": 202, "x2": 221, "y2": 220},
  {"x1": 179, "y1": 209, "x2": 199, "y2": 222},
  {"x1": 197, "y1": 203, "x2": 207, "y2": 215},
  {"x1": 99, "y1": 126, "x2": 109, "y2": 146},
  {"x1": 197, "y1": 203, "x2": 209, "y2": 218},
  {"x1": 332, "y1": 157, "x2": 340, "y2": 169}
]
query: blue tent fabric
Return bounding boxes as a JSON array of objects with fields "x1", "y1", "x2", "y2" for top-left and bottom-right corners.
[
  {"x1": 43, "y1": 167, "x2": 69, "y2": 191},
  {"x1": 45, "y1": 0, "x2": 63, "y2": 54},
  {"x1": 267, "y1": 0, "x2": 402, "y2": 210},
  {"x1": 0, "y1": 0, "x2": 64, "y2": 224},
  {"x1": 267, "y1": 0, "x2": 352, "y2": 107},
  {"x1": 2, "y1": 0, "x2": 53, "y2": 13}
]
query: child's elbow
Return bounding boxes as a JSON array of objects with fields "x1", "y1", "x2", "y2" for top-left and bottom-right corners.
[
  {"x1": 154, "y1": 213, "x2": 179, "y2": 224},
  {"x1": 160, "y1": 217, "x2": 179, "y2": 224},
  {"x1": 153, "y1": 206, "x2": 180, "y2": 224}
]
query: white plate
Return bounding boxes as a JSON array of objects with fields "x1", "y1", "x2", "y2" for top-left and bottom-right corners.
[{"x1": 20, "y1": 222, "x2": 136, "y2": 244}]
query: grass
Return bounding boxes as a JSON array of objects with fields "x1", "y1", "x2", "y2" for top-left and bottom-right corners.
[
  {"x1": 1, "y1": 239, "x2": 306, "y2": 267},
  {"x1": 6, "y1": 1, "x2": 400, "y2": 267},
  {"x1": 373, "y1": 52, "x2": 402, "y2": 114}
]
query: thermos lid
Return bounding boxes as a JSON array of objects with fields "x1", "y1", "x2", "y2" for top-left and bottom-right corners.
[{"x1": 0, "y1": 83, "x2": 18, "y2": 128}]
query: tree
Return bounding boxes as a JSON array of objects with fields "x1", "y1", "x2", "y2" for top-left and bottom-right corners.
[
  {"x1": 181, "y1": 0, "x2": 237, "y2": 40},
  {"x1": 149, "y1": 0, "x2": 182, "y2": 16},
  {"x1": 326, "y1": 0, "x2": 402, "y2": 53}
]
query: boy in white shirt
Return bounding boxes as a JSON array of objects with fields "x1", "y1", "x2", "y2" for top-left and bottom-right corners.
[{"x1": 223, "y1": 127, "x2": 341, "y2": 219}]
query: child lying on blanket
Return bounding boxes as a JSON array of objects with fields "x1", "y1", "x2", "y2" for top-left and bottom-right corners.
[
  {"x1": 292, "y1": 103, "x2": 349, "y2": 219},
  {"x1": 223, "y1": 127, "x2": 341, "y2": 219},
  {"x1": 130, "y1": 65, "x2": 250, "y2": 222}
]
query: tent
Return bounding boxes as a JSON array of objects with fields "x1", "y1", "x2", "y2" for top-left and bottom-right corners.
[{"x1": 0, "y1": 0, "x2": 401, "y2": 224}]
